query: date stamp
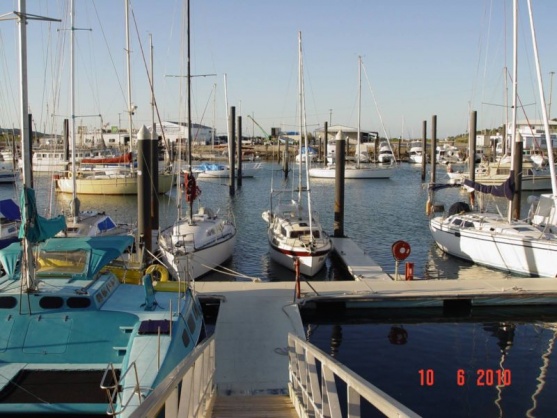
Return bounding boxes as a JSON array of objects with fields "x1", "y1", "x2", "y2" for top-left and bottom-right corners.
[{"x1": 418, "y1": 368, "x2": 512, "y2": 387}]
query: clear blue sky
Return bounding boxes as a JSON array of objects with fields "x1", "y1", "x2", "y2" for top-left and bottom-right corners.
[{"x1": 1, "y1": 0, "x2": 557, "y2": 140}]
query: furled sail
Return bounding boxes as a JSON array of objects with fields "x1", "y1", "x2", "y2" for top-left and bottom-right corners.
[{"x1": 18, "y1": 187, "x2": 67, "y2": 243}]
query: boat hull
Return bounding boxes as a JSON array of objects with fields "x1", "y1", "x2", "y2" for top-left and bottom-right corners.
[
  {"x1": 430, "y1": 214, "x2": 557, "y2": 277},
  {"x1": 56, "y1": 173, "x2": 174, "y2": 195},
  {"x1": 268, "y1": 236, "x2": 330, "y2": 276},
  {"x1": 309, "y1": 165, "x2": 392, "y2": 179},
  {"x1": 158, "y1": 215, "x2": 237, "y2": 280}
]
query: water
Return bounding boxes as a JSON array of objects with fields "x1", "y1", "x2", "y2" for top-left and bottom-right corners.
[{"x1": 4, "y1": 163, "x2": 556, "y2": 417}]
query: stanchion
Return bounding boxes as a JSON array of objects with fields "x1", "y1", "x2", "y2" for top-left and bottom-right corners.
[{"x1": 294, "y1": 257, "x2": 301, "y2": 299}]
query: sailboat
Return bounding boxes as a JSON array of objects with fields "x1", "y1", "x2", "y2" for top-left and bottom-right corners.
[
  {"x1": 262, "y1": 32, "x2": 332, "y2": 276},
  {"x1": 429, "y1": 0, "x2": 557, "y2": 278},
  {"x1": 54, "y1": 0, "x2": 173, "y2": 196},
  {"x1": 157, "y1": 0, "x2": 237, "y2": 281},
  {"x1": 0, "y1": 2, "x2": 205, "y2": 416},
  {"x1": 309, "y1": 56, "x2": 392, "y2": 179}
]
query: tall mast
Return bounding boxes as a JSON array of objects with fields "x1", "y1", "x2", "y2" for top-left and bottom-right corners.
[
  {"x1": 357, "y1": 56, "x2": 362, "y2": 169},
  {"x1": 297, "y1": 31, "x2": 303, "y2": 203},
  {"x1": 70, "y1": 0, "x2": 79, "y2": 219},
  {"x1": 125, "y1": 0, "x2": 133, "y2": 147},
  {"x1": 527, "y1": 0, "x2": 557, "y2": 195},
  {"x1": 508, "y1": 0, "x2": 518, "y2": 222},
  {"x1": 187, "y1": 0, "x2": 193, "y2": 223}
]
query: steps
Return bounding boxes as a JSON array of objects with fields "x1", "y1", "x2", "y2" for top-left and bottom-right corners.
[{"x1": 210, "y1": 395, "x2": 298, "y2": 418}]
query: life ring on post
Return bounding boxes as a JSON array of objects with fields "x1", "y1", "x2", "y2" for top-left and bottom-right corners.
[
  {"x1": 391, "y1": 240, "x2": 411, "y2": 261},
  {"x1": 145, "y1": 264, "x2": 169, "y2": 282}
]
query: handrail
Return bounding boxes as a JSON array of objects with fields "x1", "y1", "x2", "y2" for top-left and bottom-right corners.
[
  {"x1": 128, "y1": 335, "x2": 216, "y2": 418},
  {"x1": 288, "y1": 333, "x2": 421, "y2": 418}
]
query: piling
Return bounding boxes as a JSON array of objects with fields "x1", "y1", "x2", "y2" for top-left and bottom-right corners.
[
  {"x1": 237, "y1": 116, "x2": 242, "y2": 188},
  {"x1": 323, "y1": 121, "x2": 328, "y2": 163},
  {"x1": 421, "y1": 120, "x2": 427, "y2": 181},
  {"x1": 150, "y1": 129, "x2": 159, "y2": 229},
  {"x1": 334, "y1": 138, "x2": 346, "y2": 238},
  {"x1": 137, "y1": 125, "x2": 152, "y2": 256},
  {"x1": 430, "y1": 115, "x2": 437, "y2": 184},
  {"x1": 228, "y1": 106, "x2": 236, "y2": 196},
  {"x1": 469, "y1": 111, "x2": 477, "y2": 182}
]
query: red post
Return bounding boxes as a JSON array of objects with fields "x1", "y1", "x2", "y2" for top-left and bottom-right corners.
[
  {"x1": 294, "y1": 257, "x2": 301, "y2": 298},
  {"x1": 405, "y1": 262, "x2": 414, "y2": 281}
]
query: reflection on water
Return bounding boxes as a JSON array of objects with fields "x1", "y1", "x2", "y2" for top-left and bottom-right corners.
[{"x1": 303, "y1": 308, "x2": 557, "y2": 417}]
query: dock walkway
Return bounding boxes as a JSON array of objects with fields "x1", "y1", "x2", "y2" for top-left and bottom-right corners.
[{"x1": 192, "y1": 237, "x2": 557, "y2": 417}]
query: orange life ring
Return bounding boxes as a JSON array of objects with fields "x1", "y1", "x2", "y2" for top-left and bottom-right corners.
[{"x1": 392, "y1": 240, "x2": 411, "y2": 261}]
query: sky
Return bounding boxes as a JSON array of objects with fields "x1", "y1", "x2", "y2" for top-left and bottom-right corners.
[{"x1": 1, "y1": 0, "x2": 557, "y2": 140}]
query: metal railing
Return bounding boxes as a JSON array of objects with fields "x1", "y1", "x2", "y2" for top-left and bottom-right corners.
[
  {"x1": 128, "y1": 335, "x2": 216, "y2": 418},
  {"x1": 288, "y1": 333, "x2": 421, "y2": 418}
]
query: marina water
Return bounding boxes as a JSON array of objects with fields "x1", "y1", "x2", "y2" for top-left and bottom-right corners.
[{"x1": 3, "y1": 163, "x2": 557, "y2": 417}]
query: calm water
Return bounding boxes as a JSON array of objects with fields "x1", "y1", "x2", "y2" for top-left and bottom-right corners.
[{"x1": 3, "y1": 163, "x2": 556, "y2": 417}]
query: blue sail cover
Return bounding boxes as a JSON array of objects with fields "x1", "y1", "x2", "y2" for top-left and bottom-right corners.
[
  {"x1": 462, "y1": 170, "x2": 515, "y2": 200},
  {"x1": 18, "y1": 187, "x2": 67, "y2": 243},
  {"x1": 0, "y1": 199, "x2": 20, "y2": 221}
]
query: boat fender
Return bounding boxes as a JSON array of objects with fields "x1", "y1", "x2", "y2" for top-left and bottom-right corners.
[
  {"x1": 145, "y1": 264, "x2": 169, "y2": 282},
  {"x1": 425, "y1": 199, "x2": 433, "y2": 216},
  {"x1": 392, "y1": 240, "x2": 411, "y2": 261}
]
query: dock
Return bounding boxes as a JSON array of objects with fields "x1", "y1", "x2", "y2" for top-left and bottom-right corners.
[{"x1": 139, "y1": 237, "x2": 557, "y2": 417}]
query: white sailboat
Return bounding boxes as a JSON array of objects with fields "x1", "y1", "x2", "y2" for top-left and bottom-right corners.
[
  {"x1": 262, "y1": 32, "x2": 332, "y2": 276},
  {"x1": 429, "y1": 0, "x2": 557, "y2": 278},
  {"x1": 309, "y1": 56, "x2": 392, "y2": 180},
  {"x1": 157, "y1": 0, "x2": 236, "y2": 281}
]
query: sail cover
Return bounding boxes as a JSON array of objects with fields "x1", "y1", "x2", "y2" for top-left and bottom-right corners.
[
  {"x1": 18, "y1": 187, "x2": 67, "y2": 243},
  {"x1": 0, "y1": 199, "x2": 20, "y2": 221},
  {"x1": 462, "y1": 171, "x2": 515, "y2": 200}
]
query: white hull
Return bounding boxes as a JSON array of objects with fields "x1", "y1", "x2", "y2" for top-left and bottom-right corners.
[
  {"x1": 158, "y1": 209, "x2": 237, "y2": 280},
  {"x1": 309, "y1": 165, "x2": 392, "y2": 179},
  {"x1": 448, "y1": 170, "x2": 555, "y2": 191},
  {"x1": 268, "y1": 236, "x2": 329, "y2": 276},
  {"x1": 429, "y1": 212, "x2": 557, "y2": 277},
  {"x1": 56, "y1": 172, "x2": 174, "y2": 195}
]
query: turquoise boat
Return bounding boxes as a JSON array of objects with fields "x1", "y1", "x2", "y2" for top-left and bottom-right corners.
[{"x1": 0, "y1": 234, "x2": 205, "y2": 416}]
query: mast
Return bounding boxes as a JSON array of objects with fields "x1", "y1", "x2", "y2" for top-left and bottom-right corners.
[
  {"x1": 125, "y1": 0, "x2": 133, "y2": 150},
  {"x1": 357, "y1": 56, "x2": 362, "y2": 169},
  {"x1": 508, "y1": 0, "x2": 519, "y2": 222},
  {"x1": 17, "y1": 0, "x2": 34, "y2": 292},
  {"x1": 187, "y1": 0, "x2": 193, "y2": 224},
  {"x1": 70, "y1": 0, "x2": 79, "y2": 219},
  {"x1": 298, "y1": 31, "x2": 314, "y2": 243},
  {"x1": 527, "y1": 0, "x2": 557, "y2": 195},
  {"x1": 297, "y1": 31, "x2": 303, "y2": 204}
]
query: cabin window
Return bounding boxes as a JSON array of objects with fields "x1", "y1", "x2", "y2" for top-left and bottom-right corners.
[
  {"x1": 138, "y1": 319, "x2": 171, "y2": 335},
  {"x1": 464, "y1": 221, "x2": 475, "y2": 228},
  {"x1": 451, "y1": 219, "x2": 462, "y2": 226},
  {"x1": 39, "y1": 296, "x2": 64, "y2": 309},
  {"x1": 67, "y1": 297, "x2": 91, "y2": 309},
  {"x1": 36, "y1": 249, "x2": 88, "y2": 275},
  {"x1": 312, "y1": 230, "x2": 321, "y2": 239},
  {"x1": 0, "y1": 296, "x2": 17, "y2": 309}
]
